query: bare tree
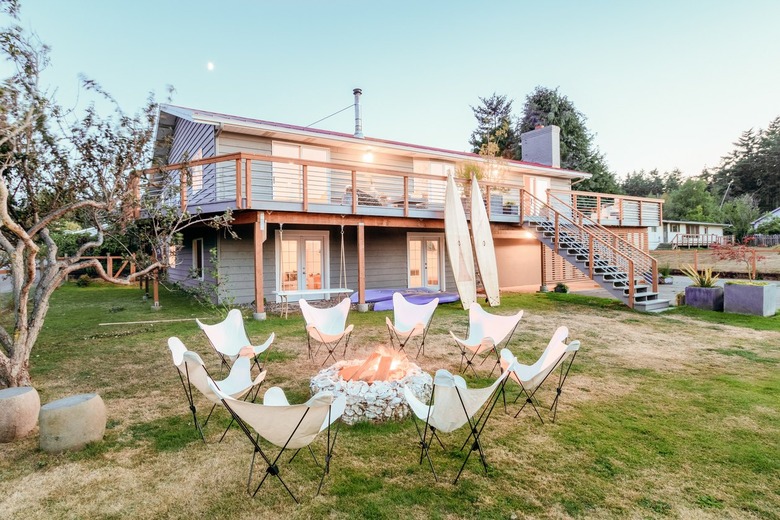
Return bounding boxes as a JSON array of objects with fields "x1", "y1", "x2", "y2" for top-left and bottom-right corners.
[{"x1": 0, "y1": 4, "x2": 230, "y2": 387}]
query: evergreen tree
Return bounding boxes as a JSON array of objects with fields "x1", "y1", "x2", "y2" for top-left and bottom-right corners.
[
  {"x1": 516, "y1": 86, "x2": 619, "y2": 193},
  {"x1": 468, "y1": 93, "x2": 519, "y2": 159}
]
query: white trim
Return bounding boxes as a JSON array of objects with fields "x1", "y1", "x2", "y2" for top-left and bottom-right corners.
[
  {"x1": 192, "y1": 238, "x2": 204, "y2": 281},
  {"x1": 274, "y1": 229, "x2": 330, "y2": 301},
  {"x1": 406, "y1": 232, "x2": 445, "y2": 291}
]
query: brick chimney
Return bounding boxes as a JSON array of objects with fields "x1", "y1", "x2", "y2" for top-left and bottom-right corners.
[{"x1": 520, "y1": 125, "x2": 560, "y2": 168}]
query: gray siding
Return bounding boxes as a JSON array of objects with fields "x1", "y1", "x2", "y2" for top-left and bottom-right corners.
[
  {"x1": 170, "y1": 118, "x2": 217, "y2": 205},
  {"x1": 168, "y1": 228, "x2": 218, "y2": 291},
  {"x1": 214, "y1": 224, "x2": 454, "y2": 306}
]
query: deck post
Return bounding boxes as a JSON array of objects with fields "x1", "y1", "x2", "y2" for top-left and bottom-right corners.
[
  {"x1": 152, "y1": 271, "x2": 160, "y2": 310},
  {"x1": 302, "y1": 164, "x2": 309, "y2": 212},
  {"x1": 253, "y1": 213, "x2": 266, "y2": 320},
  {"x1": 235, "y1": 158, "x2": 243, "y2": 209},
  {"x1": 179, "y1": 168, "x2": 187, "y2": 212},
  {"x1": 539, "y1": 242, "x2": 548, "y2": 292},
  {"x1": 403, "y1": 176, "x2": 409, "y2": 217},
  {"x1": 245, "y1": 158, "x2": 252, "y2": 209},
  {"x1": 351, "y1": 171, "x2": 358, "y2": 214},
  {"x1": 357, "y1": 222, "x2": 366, "y2": 310}
]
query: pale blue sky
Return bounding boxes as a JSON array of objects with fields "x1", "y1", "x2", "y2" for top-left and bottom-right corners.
[{"x1": 8, "y1": 0, "x2": 780, "y2": 177}]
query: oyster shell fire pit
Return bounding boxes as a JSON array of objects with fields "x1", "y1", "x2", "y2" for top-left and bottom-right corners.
[{"x1": 310, "y1": 347, "x2": 432, "y2": 425}]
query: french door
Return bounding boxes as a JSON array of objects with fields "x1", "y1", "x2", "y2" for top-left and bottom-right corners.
[
  {"x1": 408, "y1": 234, "x2": 443, "y2": 291},
  {"x1": 276, "y1": 230, "x2": 329, "y2": 298}
]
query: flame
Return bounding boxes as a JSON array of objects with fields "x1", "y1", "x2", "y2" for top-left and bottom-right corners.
[{"x1": 339, "y1": 347, "x2": 410, "y2": 383}]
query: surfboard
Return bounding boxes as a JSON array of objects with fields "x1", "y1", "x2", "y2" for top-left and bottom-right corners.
[
  {"x1": 470, "y1": 177, "x2": 501, "y2": 306},
  {"x1": 444, "y1": 173, "x2": 476, "y2": 310}
]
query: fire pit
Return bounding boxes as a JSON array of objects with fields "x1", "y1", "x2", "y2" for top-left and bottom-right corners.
[{"x1": 310, "y1": 347, "x2": 432, "y2": 425}]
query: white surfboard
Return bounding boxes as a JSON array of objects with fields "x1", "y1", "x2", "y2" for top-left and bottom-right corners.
[
  {"x1": 470, "y1": 177, "x2": 501, "y2": 306},
  {"x1": 444, "y1": 173, "x2": 477, "y2": 310}
]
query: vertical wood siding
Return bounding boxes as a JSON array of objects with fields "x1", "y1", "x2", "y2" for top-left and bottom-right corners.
[{"x1": 170, "y1": 118, "x2": 217, "y2": 205}]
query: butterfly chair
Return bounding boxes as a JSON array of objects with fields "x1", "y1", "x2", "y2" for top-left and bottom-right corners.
[
  {"x1": 299, "y1": 298, "x2": 354, "y2": 365},
  {"x1": 404, "y1": 368, "x2": 508, "y2": 484},
  {"x1": 196, "y1": 309, "x2": 275, "y2": 373},
  {"x1": 449, "y1": 303, "x2": 523, "y2": 376},
  {"x1": 209, "y1": 382, "x2": 346, "y2": 503},
  {"x1": 385, "y1": 292, "x2": 439, "y2": 358},
  {"x1": 167, "y1": 337, "x2": 266, "y2": 442},
  {"x1": 500, "y1": 325, "x2": 581, "y2": 424}
]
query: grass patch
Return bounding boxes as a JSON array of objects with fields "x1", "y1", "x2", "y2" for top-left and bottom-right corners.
[
  {"x1": 666, "y1": 305, "x2": 780, "y2": 331},
  {"x1": 0, "y1": 284, "x2": 778, "y2": 519}
]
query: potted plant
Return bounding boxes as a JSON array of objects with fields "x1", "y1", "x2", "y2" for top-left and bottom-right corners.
[
  {"x1": 682, "y1": 264, "x2": 723, "y2": 311},
  {"x1": 711, "y1": 239, "x2": 775, "y2": 316},
  {"x1": 658, "y1": 264, "x2": 674, "y2": 284},
  {"x1": 503, "y1": 201, "x2": 518, "y2": 215}
]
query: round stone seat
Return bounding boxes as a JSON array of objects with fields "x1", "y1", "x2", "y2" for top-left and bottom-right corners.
[
  {"x1": 39, "y1": 393, "x2": 106, "y2": 453},
  {"x1": 0, "y1": 386, "x2": 40, "y2": 442}
]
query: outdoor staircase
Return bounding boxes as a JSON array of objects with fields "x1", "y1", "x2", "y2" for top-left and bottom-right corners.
[{"x1": 521, "y1": 191, "x2": 670, "y2": 312}]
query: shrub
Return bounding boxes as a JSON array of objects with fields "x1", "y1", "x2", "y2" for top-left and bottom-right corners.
[
  {"x1": 553, "y1": 282, "x2": 569, "y2": 293},
  {"x1": 681, "y1": 264, "x2": 718, "y2": 288},
  {"x1": 76, "y1": 274, "x2": 92, "y2": 287}
]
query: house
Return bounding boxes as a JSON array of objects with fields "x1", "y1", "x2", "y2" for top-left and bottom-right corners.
[
  {"x1": 150, "y1": 93, "x2": 666, "y2": 314},
  {"x1": 751, "y1": 207, "x2": 780, "y2": 229},
  {"x1": 649, "y1": 220, "x2": 731, "y2": 249}
]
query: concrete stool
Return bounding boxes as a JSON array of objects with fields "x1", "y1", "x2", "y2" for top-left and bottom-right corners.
[
  {"x1": 0, "y1": 386, "x2": 40, "y2": 442},
  {"x1": 39, "y1": 393, "x2": 106, "y2": 453}
]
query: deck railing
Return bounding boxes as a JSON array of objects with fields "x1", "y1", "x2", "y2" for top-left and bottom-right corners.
[
  {"x1": 548, "y1": 188, "x2": 662, "y2": 228},
  {"x1": 546, "y1": 192, "x2": 658, "y2": 292},
  {"x1": 144, "y1": 152, "x2": 524, "y2": 223},
  {"x1": 671, "y1": 234, "x2": 733, "y2": 248},
  {"x1": 521, "y1": 190, "x2": 655, "y2": 306}
]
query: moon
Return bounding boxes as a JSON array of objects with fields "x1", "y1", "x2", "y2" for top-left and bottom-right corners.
[{"x1": 207, "y1": 62, "x2": 214, "y2": 71}]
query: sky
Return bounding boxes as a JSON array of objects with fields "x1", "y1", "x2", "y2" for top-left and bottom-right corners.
[{"x1": 5, "y1": 0, "x2": 780, "y2": 178}]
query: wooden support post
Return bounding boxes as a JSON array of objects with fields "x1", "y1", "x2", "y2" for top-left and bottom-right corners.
[
  {"x1": 554, "y1": 213, "x2": 560, "y2": 250},
  {"x1": 351, "y1": 170, "x2": 358, "y2": 214},
  {"x1": 485, "y1": 185, "x2": 491, "y2": 217},
  {"x1": 588, "y1": 235, "x2": 594, "y2": 279},
  {"x1": 539, "y1": 242, "x2": 547, "y2": 292},
  {"x1": 235, "y1": 158, "x2": 243, "y2": 209},
  {"x1": 403, "y1": 176, "x2": 409, "y2": 217},
  {"x1": 302, "y1": 164, "x2": 309, "y2": 212},
  {"x1": 627, "y1": 260, "x2": 635, "y2": 309},
  {"x1": 152, "y1": 272, "x2": 160, "y2": 309},
  {"x1": 357, "y1": 222, "x2": 366, "y2": 305},
  {"x1": 253, "y1": 215, "x2": 266, "y2": 319},
  {"x1": 245, "y1": 159, "x2": 252, "y2": 209},
  {"x1": 179, "y1": 169, "x2": 187, "y2": 212},
  {"x1": 107, "y1": 255, "x2": 113, "y2": 278}
]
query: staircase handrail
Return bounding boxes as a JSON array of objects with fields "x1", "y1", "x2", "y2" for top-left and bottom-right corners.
[
  {"x1": 521, "y1": 190, "x2": 643, "y2": 307},
  {"x1": 547, "y1": 191, "x2": 658, "y2": 292}
]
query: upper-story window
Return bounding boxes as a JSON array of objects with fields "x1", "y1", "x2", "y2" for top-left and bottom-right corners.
[{"x1": 272, "y1": 142, "x2": 329, "y2": 202}]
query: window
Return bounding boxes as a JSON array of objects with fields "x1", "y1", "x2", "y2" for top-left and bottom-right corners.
[
  {"x1": 191, "y1": 148, "x2": 203, "y2": 192},
  {"x1": 669, "y1": 224, "x2": 680, "y2": 233},
  {"x1": 192, "y1": 238, "x2": 204, "y2": 280},
  {"x1": 688, "y1": 224, "x2": 700, "y2": 235}
]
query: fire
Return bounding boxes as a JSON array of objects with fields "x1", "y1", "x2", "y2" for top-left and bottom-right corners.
[{"x1": 339, "y1": 346, "x2": 410, "y2": 383}]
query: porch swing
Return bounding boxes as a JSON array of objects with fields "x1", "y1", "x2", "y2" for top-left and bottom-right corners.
[{"x1": 272, "y1": 222, "x2": 354, "y2": 318}]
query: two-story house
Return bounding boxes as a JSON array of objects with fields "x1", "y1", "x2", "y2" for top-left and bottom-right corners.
[{"x1": 150, "y1": 94, "x2": 666, "y2": 316}]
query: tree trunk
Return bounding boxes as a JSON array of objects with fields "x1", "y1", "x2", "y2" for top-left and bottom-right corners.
[{"x1": 0, "y1": 355, "x2": 32, "y2": 388}]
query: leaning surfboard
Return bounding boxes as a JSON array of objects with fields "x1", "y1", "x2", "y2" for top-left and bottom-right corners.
[
  {"x1": 444, "y1": 173, "x2": 476, "y2": 310},
  {"x1": 470, "y1": 177, "x2": 500, "y2": 306}
]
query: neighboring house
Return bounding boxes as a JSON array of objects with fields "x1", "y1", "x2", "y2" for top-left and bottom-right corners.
[
  {"x1": 751, "y1": 207, "x2": 780, "y2": 229},
  {"x1": 649, "y1": 220, "x2": 730, "y2": 250},
  {"x1": 150, "y1": 96, "x2": 664, "y2": 313}
]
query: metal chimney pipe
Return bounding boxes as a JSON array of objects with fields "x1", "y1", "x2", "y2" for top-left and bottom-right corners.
[{"x1": 353, "y1": 88, "x2": 364, "y2": 138}]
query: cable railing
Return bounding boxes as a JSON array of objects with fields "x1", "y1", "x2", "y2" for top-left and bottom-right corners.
[
  {"x1": 547, "y1": 192, "x2": 658, "y2": 292},
  {"x1": 521, "y1": 190, "x2": 643, "y2": 306},
  {"x1": 548, "y1": 188, "x2": 662, "y2": 227}
]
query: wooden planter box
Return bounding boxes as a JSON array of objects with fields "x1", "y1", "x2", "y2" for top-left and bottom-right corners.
[
  {"x1": 684, "y1": 286, "x2": 724, "y2": 312},
  {"x1": 724, "y1": 282, "x2": 777, "y2": 317}
]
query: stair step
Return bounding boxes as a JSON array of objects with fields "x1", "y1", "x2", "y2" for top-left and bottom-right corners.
[{"x1": 634, "y1": 299, "x2": 671, "y2": 312}]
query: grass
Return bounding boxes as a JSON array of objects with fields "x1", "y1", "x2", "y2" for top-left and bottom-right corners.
[{"x1": 1, "y1": 282, "x2": 779, "y2": 519}]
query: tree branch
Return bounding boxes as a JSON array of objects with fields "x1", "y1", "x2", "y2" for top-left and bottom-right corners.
[{"x1": 27, "y1": 200, "x2": 108, "y2": 238}]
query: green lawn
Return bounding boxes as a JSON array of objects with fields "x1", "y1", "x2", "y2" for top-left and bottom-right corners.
[{"x1": 1, "y1": 283, "x2": 778, "y2": 519}]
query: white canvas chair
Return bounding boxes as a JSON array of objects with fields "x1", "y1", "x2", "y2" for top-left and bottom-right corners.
[
  {"x1": 299, "y1": 298, "x2": 354, "y2": 365},
  {"x1": 449, "y1": 303, "x2": 523, "y2": 376},
  {"x1": 209, "y1": 382, "x2": 346, "y2": 503},
  {"x1": 167, "y1": 337, "x2": 266, "y2": 442},
  {"x1": 404, "y1": 368, "x2": 508, "y2": 483},
  {"x1": 196, "y1": 309, "x2": 275, "y2": 373},
  {"x1": 385, "y1": 292, "x2": 439, "y2": 358},
  {"x1": 500, "y1": 325, "x2": 581, "y2": 423}
]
